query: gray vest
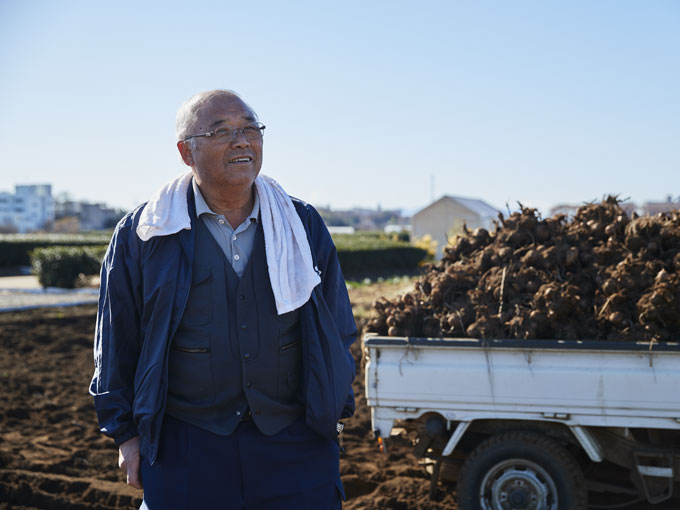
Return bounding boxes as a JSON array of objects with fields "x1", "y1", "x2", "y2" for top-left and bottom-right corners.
[{"x1": 166, "y1": 216, "x2": 304, "y2": 435}]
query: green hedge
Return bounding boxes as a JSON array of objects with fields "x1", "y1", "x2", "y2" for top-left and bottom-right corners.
[
  {"x1": 30, "y1": 246, "x2": 107, "y2": 288},
  {"x1": 0, "y1": 234, "x2": 111, "y2": 267},
  {"x1": 15, "y1": 232, "x2": 425, "y2": 285},
  {"x1": 332, "y1": 234, "x2": 428, "y2": 278}
]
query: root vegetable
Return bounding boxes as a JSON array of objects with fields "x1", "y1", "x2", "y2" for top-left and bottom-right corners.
[{"x1": 367, "y1": 197, "x2": 680, "y2": 343}]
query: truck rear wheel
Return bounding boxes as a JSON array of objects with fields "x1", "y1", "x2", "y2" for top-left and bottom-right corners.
[{"x1": 456, "y1": 431, "x2": 587, "y2": 510}]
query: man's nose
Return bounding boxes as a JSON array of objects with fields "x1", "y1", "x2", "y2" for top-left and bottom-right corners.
[{"x1": 231, "y1": 129, "x2": 250, "y2": 147}]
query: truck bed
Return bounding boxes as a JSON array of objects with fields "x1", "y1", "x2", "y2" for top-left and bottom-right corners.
[{"x1": 365, "y1": 335, "x2": 680, "y2": 435}]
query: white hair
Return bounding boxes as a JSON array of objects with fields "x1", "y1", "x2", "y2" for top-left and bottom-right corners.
[{"x1": 175, "y1": 89, "x2": 258, "y2": 142}]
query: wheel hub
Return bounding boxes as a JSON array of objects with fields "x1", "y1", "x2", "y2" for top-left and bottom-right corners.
[
  {"x1": 508, "y1": 488, "x2": 529, "y2": 507},
  {"x1": 479, "y1": 458, "x2": 558, "y2": 510}
]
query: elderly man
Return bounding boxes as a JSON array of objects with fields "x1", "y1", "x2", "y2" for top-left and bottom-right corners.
[{"x1": 90, "y1": 90, "x2": 357, "y2": 509}]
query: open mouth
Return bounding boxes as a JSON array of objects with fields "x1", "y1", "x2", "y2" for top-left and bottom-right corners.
[{"x1": 229, "y1": 156, "x2": 252, "y2": 164}]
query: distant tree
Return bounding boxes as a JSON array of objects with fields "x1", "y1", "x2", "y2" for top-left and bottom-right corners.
[
  {"x1": 52, "y1": 216, "x2": 81, "y2": 233},
  {"x1": 0, "y1": 222, "x2": 18, "y2": 234},
  {"x1": 39, "y1": 220, "x2": 54, "y2": 232},
  {"x1": 396, "y1": 230, "x2": 410, "y2": 243},
  {"x1": 318, "y1": 210, "x2": 351, "y2": 227}
]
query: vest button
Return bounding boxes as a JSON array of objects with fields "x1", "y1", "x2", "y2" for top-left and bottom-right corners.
[
  {"x1": 239, "y1": 294, "x2": 245, "y2": 300},
  {"x1": 254, "y1": 410, "x2": 261, "y2": 415},
  {"x1": 246, "y1": 382, "x2": 252, "y2": 388},
  {"x1": 243, "y1": 353, "x2": 251, "y2": 360},
  {"x1": 240, "y1": 323, "x2": 247, "y2": 330}
]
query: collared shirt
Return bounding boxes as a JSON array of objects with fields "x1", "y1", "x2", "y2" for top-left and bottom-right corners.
[{"x1": 192, "y1": 178, "x2": 259, "y2": 278}]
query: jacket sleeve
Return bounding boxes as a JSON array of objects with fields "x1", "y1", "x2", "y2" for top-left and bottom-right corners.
[
  {"x1": 89, "y1": 211, "x2": 144, "y2": 445},
  {"x1": 304, "y1": 204, "x2": 358, "y2": 419}
]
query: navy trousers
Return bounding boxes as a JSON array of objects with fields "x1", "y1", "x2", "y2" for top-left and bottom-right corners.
[{"x1": 139, "y1": 415, "x2": 343, "y2": 510}]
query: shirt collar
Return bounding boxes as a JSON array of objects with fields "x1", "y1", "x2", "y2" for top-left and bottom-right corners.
[{"x1": 192, "y1": 177, "x2": 260, "y2": 224}]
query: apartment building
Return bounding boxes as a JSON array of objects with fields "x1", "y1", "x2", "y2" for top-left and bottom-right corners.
[{"x1": 0, "y1": 184, "x2": 55, "y2": 233}]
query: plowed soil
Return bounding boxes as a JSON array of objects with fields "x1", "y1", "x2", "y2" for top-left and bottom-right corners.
[
  {"x1": 0, "y1": 283, "x2": 458, "y2": 510},
  {"x1": 2, "y1": 291, "x2": 674, "y2": 509}
]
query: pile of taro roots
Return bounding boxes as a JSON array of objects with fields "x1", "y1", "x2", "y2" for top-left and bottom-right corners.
[{"x1": 367, "y1": 197, "x2": 680, "y2": 342}]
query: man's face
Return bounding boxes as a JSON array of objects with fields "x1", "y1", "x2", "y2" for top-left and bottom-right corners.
[{"x1": 182, "y1": 96, "x2": 263, "y2": 190}]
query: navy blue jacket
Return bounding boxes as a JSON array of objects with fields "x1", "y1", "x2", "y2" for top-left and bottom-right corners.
[{"x1": 89, "y1": 194, "x2": 357, "y2": 464}]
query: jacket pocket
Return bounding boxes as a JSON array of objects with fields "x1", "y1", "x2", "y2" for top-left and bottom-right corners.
[
  {"x1": 173, "y1": 346, "x2": 210, "y2": 354},
  {"x1": 278, "y1": 321, "x2": 302, "y2": 400},
  {"x1": 280, "y1": 339, "x2": 300, "y2": 351},
  {"x1": 168, "y1": 341, "x2": 215, "y2": 404}
]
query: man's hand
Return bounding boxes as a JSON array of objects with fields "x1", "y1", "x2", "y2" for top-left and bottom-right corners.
[{"x1": 118, "y1": 436, "x2": 143, "y2": 490}]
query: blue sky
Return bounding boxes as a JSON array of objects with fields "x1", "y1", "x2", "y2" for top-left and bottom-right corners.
[{"x1": 1, "y1": 0, "x2": 678, "y2": 214}]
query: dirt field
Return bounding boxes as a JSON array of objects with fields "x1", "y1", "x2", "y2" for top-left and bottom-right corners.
[
  {"x1": 1, "y1": 280, "x2": 459, "y2": 509},
  {"x1": 3, "y1": 280, "x2": 673, "y2": 509}
]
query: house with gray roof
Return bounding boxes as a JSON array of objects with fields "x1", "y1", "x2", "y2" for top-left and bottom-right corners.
[{"x1": 412, "y1": 195, "x2": 501, "y2": 259}]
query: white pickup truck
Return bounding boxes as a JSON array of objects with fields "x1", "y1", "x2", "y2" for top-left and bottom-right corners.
[{"x1": 364, "y1": 334, "x2": 680, "y2": 509}]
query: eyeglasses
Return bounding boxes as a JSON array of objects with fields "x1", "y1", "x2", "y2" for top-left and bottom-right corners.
[{"x1": 184, "y1": 122, "x2": 266, "y2": 143}]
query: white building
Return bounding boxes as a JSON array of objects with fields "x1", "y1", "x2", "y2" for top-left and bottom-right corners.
[
  {"x1": 0, "y1": 184, "x2": 55, "y2": 233},
  {"x1": 326, "y1": 226, "x2": 356, "y2": 235},
  {"x1": 55, "y1": 199, "x2": 121, "y2": 230},
  {"x1": 412, "y1": 195, "x2": 500, "y2": 259}
]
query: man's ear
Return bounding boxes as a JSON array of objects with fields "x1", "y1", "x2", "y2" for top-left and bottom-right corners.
[{"x1": 177, "y1": 140, "x2": 194, "y2": 167}]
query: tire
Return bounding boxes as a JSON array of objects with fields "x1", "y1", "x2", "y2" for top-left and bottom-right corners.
[{"x1": 456, "y1": 431, "x2": 588, "y2": 510}]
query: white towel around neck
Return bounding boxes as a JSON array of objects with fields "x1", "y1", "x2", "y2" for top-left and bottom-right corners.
[{"x1": 136, "y1": 170, "x2": 321, "y2": 314}]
